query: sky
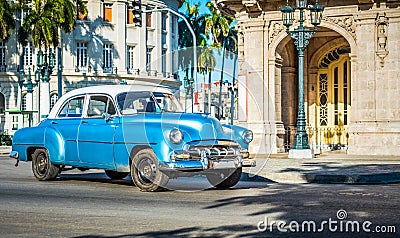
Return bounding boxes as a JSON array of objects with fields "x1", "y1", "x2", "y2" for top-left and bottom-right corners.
[{"x1": 180, "y1": 0, "x2": 211, "y2": 15}]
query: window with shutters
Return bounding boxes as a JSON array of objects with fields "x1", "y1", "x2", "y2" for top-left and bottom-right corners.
[
  {"x1": 146, "y1": 12, "x2": 152, "y2": 27},
  {"x1": 103, "y1": 3, "x2": 112, "y2": 22},
  {"x1": 127, "y1": 5, "x2": 133, "y2": 24}
]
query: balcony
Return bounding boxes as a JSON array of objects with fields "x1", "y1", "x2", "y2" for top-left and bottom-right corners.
[
  {"x1": 103, "y1": 67, "x2": 118, "y2": 75},
  {"x1": 127, "y1": 68, "x2": 140, "y2": 75}
]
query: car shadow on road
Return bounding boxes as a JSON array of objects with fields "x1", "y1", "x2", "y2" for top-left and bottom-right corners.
[
  {"x1": 56, "y1": 172, "x2": 272, "y2": 192},
  {"x1": 57, "y1": 172, "x2": 134, "y2": 187}
]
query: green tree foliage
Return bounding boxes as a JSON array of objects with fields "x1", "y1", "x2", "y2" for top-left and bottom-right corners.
[
  {"x1": 17, "y1": 0, "x2": 87, "y2": 48},
  {"x1": 0, "y1": 0, "x2": 16, "y2": 41},
  {"x1": 204, "y1": 2, "x2": 231, "y2": 48},
  {"x1": 197, "y1": 46, "x2": 215, "y2": 76},
  {"x1": 178, "y1": 1, "x2": 207, "y2": 48},
  {"x1": 178, "y1": 1, "x2": 208, "y2": 79}
]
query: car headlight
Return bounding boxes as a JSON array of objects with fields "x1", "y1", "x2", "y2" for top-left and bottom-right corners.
[
  {"x1": 169, "y1": 128, "x2": 183, "y2": 144},
  {"x1": 242, "y1": 130, "x2": 253, "y2": 144}
]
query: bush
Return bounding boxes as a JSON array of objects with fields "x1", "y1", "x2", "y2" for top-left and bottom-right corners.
[{"x1": 0, "y1": 132, "x2": 12, "y2": 146}]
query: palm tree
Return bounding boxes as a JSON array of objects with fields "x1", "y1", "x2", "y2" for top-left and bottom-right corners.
[
  {"x1": 178, "y1": 1, "x2": 207, "y2": 80},
  {"x1": 0, "y1": 0, "x2": 15, "y2": 41},
  {"x1": 198, "y1": 46, "x2": 216, "y2": 113},
  {"x1": 205, "y1": 2, "x2": 237, "y2": 119},
  {"x1": 18, "y1": 0, "x2": 86, "y2": 48},
  {"x1": 204, "y1": 2, "x2": 233, "y2": 48},
  {"x1": 14, "y1": 0, "x2": 86, "y2": 117}
]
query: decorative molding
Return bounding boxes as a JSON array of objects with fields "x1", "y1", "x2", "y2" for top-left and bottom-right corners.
[
  {"x1": 322, "y1": 16, "x2": 356, "y2": 41},
  {"x1": 375, "y1": 13, "x2": 389, "y2": 67},
  {"x1": 243, "y1": 0, "x2": 262, "y2": 12},
  {"x1": 269, "y1": 21, "x2": 285, "y2": 45},
  {"x1": 214, "y1": 0, "x2": 238, "y2": 16},
  {"x1": 358, "y1": 0, "x2": 374, "y2": 4}
]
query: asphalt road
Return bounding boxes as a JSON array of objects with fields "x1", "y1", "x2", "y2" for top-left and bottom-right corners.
[{"x1": 0, "y1": 156, "x2": 399, "y2": 238}]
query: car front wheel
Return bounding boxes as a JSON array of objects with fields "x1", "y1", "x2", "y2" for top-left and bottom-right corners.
[
  {"x1": 131, "y1": 149, "x2": 169, "y2": 192},
  {"x1": 32, "y1": 149, "x2": 60, "y2": 181},
  {"x1": 206, "y1": 167, "x2": 242, "y2": 189}
]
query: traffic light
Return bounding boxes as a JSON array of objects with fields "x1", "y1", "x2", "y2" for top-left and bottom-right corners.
[{"x1": 132, "y1": 0, "x2": 142, "y2": 27}]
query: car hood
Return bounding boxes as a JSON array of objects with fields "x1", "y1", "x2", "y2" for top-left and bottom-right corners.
[{"x1": 120, "y1": 112, "x2": 238, "y2": 143}]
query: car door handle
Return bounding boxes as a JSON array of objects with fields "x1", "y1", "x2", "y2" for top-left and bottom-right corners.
[
  {"x1": 51, "y1": 121, "x2": 58, "y2": 124},
  {"x1": 81, "y1": 121, "x2": 88, "y2": 124}
]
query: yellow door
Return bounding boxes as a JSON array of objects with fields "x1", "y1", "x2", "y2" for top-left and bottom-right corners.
[{"x1": 317, "y1": 55, "x2": 351, "y2": 148}]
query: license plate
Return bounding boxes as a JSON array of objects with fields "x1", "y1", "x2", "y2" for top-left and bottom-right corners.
[{"x1": 209, "y1": 160, "x2": 237, "y2": 169}]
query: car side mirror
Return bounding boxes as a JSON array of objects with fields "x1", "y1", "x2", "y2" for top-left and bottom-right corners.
[{"x1": 102, "y1": 112, "x2": 111, "y2": 121}]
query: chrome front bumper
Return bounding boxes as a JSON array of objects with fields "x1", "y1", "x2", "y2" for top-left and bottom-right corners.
[
  {"x1": 10, "y1": 151, "x2": 19, "y2": 159},
  {"x1": 167, "y1": 148, "x2": 256, "y2": 171}
]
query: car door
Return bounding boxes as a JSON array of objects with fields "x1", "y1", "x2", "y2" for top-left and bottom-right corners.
[
  {"x1": 50, "y1": 95, "x2": 85, "y2": 162},
  {"x1": 77, "y1": 94, "x2": 118, "y2": 168}
]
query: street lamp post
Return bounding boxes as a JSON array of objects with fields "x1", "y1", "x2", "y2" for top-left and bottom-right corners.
[
  {"x1": 230, "y1": 55, "x2": 237, "y2": 125},
  {"x1": 281, "y1": 0, "x2": 323, "y2": 155},
  {"x1": 36, "y1": 48, "x2": 56, "y2": 120},
  {"x1": 18, "y1": 68, "x2": 40, "y2": 94},
  {"x1": 183, "y1": 77, "x2": 194, "y2": 112},
  {"x1": 18, "y1": 67, "x2": 40, "y2": 127}
]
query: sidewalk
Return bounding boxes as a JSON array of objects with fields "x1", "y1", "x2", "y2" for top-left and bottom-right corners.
[
  {"x1": 0, "y1": 146, "x2": 11, "y2": 155},
  {"x1": 242, "y1": 150, "x2": 400, "y2": 184}
]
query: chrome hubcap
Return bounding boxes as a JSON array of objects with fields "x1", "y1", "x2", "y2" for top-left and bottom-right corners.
[
  {"x1": 137, "y1": 158, "x2": 156, "y2": 185},
  {"x1": 37, "y1": 153, "x2": 48, "y2": 175}
]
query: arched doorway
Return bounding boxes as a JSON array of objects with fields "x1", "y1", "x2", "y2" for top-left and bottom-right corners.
[
  {"x1": 316, "y1": 46, "x2": 351, "y2": 150},
  {"x1": 275, "y1": 25, "x2": 354, "y2": 152}
]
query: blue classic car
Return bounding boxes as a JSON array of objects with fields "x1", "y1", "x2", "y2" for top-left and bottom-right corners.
[{"x1": 10, "y1": 85, "x2": 255, "y2": 191}]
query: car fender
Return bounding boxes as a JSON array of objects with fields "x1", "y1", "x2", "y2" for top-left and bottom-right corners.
[
  {"x1": 11, "y1": 127, "x2": 45, "y2": 161},
  {"x1": 44, "y1": 127, "x2": 66, "y2": 164},
  {"x1": 221, "y1": 124, "x2": 250, "y2": 149}
]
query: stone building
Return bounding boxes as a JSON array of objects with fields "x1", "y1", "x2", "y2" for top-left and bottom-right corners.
[
  {"x1": 215, "y1": 0, "x2": 400, "y2": 155},
  {"x1": 0, "y1": 0, "x2": 182, "y2": 134}
]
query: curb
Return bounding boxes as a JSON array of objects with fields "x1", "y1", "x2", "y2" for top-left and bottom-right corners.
[
  {"x1": 305, "y1": 172, "x2": 400, "y2": 184},
  {"x1": 240, "y1": 172, "x2": 275, "y2": 183},
  {"x1": 241, "y1": 171, "x2": 400, "y2": 184},
  {"x1": 240, "y1": 156, "x2": 400, "y2": 185}
]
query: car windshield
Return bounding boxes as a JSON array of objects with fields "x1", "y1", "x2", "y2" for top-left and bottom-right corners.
[{"x1": 116, "y1": 91, "x2": 184, "y2": 114}]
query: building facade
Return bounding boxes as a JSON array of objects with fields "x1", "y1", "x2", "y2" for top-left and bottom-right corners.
[
  {"x1": 216, "y1": 0, "x2": 400, "y2": 155},
  {"x1": 0, "y1": 0, "x2": 183, "y2": 134}
]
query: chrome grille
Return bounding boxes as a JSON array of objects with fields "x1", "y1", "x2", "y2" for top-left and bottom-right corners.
[{"x1": 187, "y1": 144, "x2": 241, "y2": 159}]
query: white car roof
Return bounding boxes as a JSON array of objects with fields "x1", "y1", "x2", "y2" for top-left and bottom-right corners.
[{"x1": 48, "y1": 85, "x2": 174, "y2": 118}]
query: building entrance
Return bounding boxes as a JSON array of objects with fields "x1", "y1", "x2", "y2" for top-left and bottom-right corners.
[{"x1": 316, "y1": 46, "x2": 351, "y2": 150}]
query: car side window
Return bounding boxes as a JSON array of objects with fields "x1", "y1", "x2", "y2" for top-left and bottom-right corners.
[
  {"x1": 58, "y1": 96, "x2": 85, "y2": 118},
  {"x1": 87, "y1": 95, "x2": 116, "y2": 117},
  {"x1": 117, "y1": 92, "x2": 159, "y2": 114}
]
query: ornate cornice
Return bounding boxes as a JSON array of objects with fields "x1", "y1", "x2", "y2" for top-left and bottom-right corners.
[
  {"x1": 269, "y1": 21, "x2": 284, "y2": 45},
  {"x1": 214, "y1": 0, "x2": 243, "y2": 16},
  {"x1": 358, "y1": 0, "x2": 374, "y2": 3},
  {"x1": 215, "y1": 0, "x2": 288, "y2": 15},
  {"x1": 322, "y1": 16, "x2": 357, "y2": 40}
]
